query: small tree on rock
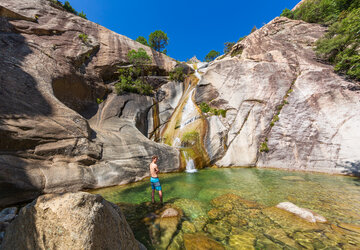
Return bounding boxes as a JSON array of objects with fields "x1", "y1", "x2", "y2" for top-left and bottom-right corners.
[
  {"x1": 136, "y1": 36, "x2": 149, "y2": 46},
  {"x1": 149, "y1": 30, "x2": 169, "y2": 53},
  {"x1": 127, "y1": 48, "x2": 152, "y2": 84},
  {"x1": 204, "y1": 50, "x2": 220, "y2": 62},
  {"x1": 224, "y1": 42, "x2": 235, "y2": 54}
]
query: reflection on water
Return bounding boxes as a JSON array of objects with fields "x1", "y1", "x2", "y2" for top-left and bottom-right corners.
[{"x1": 91, "y1": 168, "x2": 360, "y2": 249}]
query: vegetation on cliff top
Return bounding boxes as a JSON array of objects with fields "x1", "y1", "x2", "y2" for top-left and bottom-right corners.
[
  {"x1": 281, "y1": 0, "x2": 360, "y2": 80},
  {"x1": 48, "y1": 0, "x2": 87, "y2": 19}
]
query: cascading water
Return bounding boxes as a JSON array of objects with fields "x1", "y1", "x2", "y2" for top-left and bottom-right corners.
[
  {"x1": 183, "y1": 151, "x2": 197, "y2": 173},
  {"x1": 161, "y1": 63, "x2": 210, "y2": 173}
]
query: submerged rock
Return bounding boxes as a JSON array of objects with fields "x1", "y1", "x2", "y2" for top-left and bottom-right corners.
[
  {"x1": 229, "y1": 232, "x2": 256, "y2": 250},
  {"x1": 161, "y1": 207, "x2": 179, "y2": 218},
  {"x1": 183, "y1": 233, "x2": 225, "y2": 250},
  {"x1": 281, "y1": 176, "x2": 305, "y2": 181},
  {"x1": 1, "y1": 192, "x2": 139, "y2": 250},
  {"x1": 173, "y1": 198, "x2": 207, "y2": 219},
  {"x1": 276, "y1": 202, "x2": 327, "y2": 223},
  {"x1": 181, "y1": 221, "x2": 196, "y2": 234}
]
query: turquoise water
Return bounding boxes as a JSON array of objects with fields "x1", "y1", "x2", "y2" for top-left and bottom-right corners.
[{"x1": 91, "y1": 168, "x2": 360, "y2": 249}]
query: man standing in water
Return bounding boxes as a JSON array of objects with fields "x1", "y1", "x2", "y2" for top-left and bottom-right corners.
[{"x1": 150, "y1": 155, "x2": 163, "y2": 203}]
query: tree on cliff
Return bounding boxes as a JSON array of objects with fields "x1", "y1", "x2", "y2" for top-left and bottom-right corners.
[
  {"x1": 149, "y1": 30, "x2": 169, "y2": 53},
  {"x1": 128, "y1": 48, "x2": 152, "y2": 83},
  {"x1": 204, "y1": 50, "x2": 220, "y2": 62},
  {"x1": 115, "y1": 49, "x2": 153, "y2": 95},
  {"x1": 224, "y1": 42, "x2": 235, "y2": 54},
  {"x1": 136, "y1": 36, "x2": 149, "y2": 46}
]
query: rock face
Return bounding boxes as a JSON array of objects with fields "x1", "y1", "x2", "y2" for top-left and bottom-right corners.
[
  {"x1": 0, "y1": 0, "x2": 179, "y2": 207},
  {"x1": 196, "y1": 17, "x2": 360, "y2": 175},
  {"x1": 1, "y1": 192, "x2": 140, "y2": 250}
]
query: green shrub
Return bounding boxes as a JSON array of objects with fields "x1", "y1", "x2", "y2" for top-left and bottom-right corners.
[
  {"x1": 280, "y1": 0, "x2": 360, "y2": 80},
  {"x1": 273, "y1": 115, "x2": 279, "y2": 123},
  {"x1": 231, "y1": 47, "x2": 243, "y2": 57},
  {"x1": 78, "y1": 33, "x2": 88, "y2": 43},
  {"x1": 199, "y1": 102, "x2": 210, "y2": 113},
  {"x1": 315, "y1": 8, "x2": 360, "y2": 80},
  {"x1": 78, "y1": 11, "x2": 87, "y2": 19},
  {"x1": 149, "y1": 30, "x2": 168, "y2": 53},
  {"x1": 181, "y1": 131, "x2": 199, "y2": 145},
  {"x1": 205, "y1": 50, "x2": 220, "y2": 62},
  {"x1": 199, "y1": 102, "x2": 227, "y2": 117},
  {"x1": 115, "y1": 65, "x2": 153, "y2": 95},
  {"x1": 259, "y1": 141, "x2": 269, "y2": 153},
  {"x1": 136, "y1": 36, "x2": 149, "y2": 46},
  {"x1": 96, "y1": 98, "x2": 103, "y2": 104},
  {"x1": 224, "y1": 42, "x2": 235, "y2": 54},
  {"x1": 280, "y1": 8, "x2": 294, "y2": 18},
  {"x1": 169, "y1": 67, "x2": 186, "y2": 82},
  {"x1": 63, "y1": 1, "x2": 77, "y2": 15}
]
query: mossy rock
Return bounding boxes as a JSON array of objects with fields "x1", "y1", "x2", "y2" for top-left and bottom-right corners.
[
  {"x1": 181, "y1": 221, "x2": 196, "y2": 234},
  {"x1": 228, "y1": 232, "x2": 256, "y2": 249},
  {"x1": 208, "y1": 208, "x2": 224, "y2": 220},
  {"x1": 183, "y1": 233, "x2": 225, "y2": 250},
  {"x1": 173, "y1": 199, "x2": 207, "y2": 219},
  {"x1": 206, "y1": 223, "x2": 229, "y2": 241},
  {"x1": 192, "y1": 216, "x2": 208, "y2": 232}
]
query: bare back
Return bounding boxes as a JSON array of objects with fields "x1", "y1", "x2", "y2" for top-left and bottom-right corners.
[{"x1": 150, "y1": 162, "x2": 159, "y2": 178}]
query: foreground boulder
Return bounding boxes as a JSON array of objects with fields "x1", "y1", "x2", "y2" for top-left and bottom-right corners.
[{"x1": 1, "y1": 192, "x2": 140, "y2": 250}]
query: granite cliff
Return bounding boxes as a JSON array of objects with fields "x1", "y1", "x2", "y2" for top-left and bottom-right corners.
[{"x1": 0, "y1": 0, "x2": 179, "y2": 207}]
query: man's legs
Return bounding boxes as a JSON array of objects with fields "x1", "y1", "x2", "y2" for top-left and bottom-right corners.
[
  {"x1": 151, "y1": 189, "x2": 155, "y2": 203},
  {"x1": 158, "y1": 190, "x2": 163, "y2": 203}
]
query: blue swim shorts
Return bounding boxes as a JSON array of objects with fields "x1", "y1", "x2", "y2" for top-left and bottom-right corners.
[{"x1": 150, "y1": 177, "x2": 162, "y2": 191}]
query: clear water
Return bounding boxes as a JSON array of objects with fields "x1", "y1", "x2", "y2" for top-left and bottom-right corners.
[{"x1": 91, "y1": 168, "x2": 360, "y2": 249}]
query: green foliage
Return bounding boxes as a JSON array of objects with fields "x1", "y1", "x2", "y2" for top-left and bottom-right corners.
[
  {"x1": 115, "y1": 48, "x2": 153, "y2": 95},
  {"x1": 315, "y1": 8, "x2": 360, "y2": 79},
  {"x1": 181, "y1": 131, "x2": 199, "y2": 144},
  {"x1": 78, "y1": 11, "x2": 87, "y2": 19},
  {"x1": 250, "y1": 25, "x2": 257, "y2": 33},
  {"x1": 204, "y1": 50, "x2": 220, "y2": 62},
  {"x1": 237, "y1": 36, "x2": 246, "y2": 43},
  {"x1": 127, "y1": 48, "x2": 151, "y2": 67},
  {"x1": 199, "y1": 102, "x2": 210, "y2": 113},
  {"x1": 259, "y1": 141, "x2": 269, "y2": 153},
  {"x1": 149, "y1": 30, "x2": 169, "y2": 52},
  {"x1": 169, "y1": 67, "x2": 186, "y2": 82},
  {"x1": 96, "y1": 98, "x2": 103, "y2": 104},
  {"x1": 115, "y1": 68, "x2": 153, "y2": 95},
  {"x1": 48, "y1": 1, "x2": 87, "y2": 19},
  {"x1": 224, "y1": 42, "x2": 235, "y2": 54},
  {"x1": 231, "y1": 47, "x2": 243, "y2": 57},
  {"x1": 284, "y1": 0, "x2": 360, "y2": 79},
  {"x1": 280, "y1": 8, "x2": 294, "y2": 18},
  {"x1": 199, "y1": 102, "x2": 227, "y2": 117},
  {"x1": 63, "y1": 1, "x2": 77, "y2": 15},
  {"x1": 78, "y1": 33, "x2": 88, "y2": 43},
  {"x1": 136, "y1": 36, "x2": 149, "y2": 46}
]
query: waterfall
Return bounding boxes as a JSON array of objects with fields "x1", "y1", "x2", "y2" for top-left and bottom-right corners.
[
  {"x1": 180, "y1": 88, "x2": 196, "y2": 129},
  {"x1": 183, "y1": 151, "x2": 197, "y2": 173}
]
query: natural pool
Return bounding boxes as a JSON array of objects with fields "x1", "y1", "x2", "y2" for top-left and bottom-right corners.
[{"x1": 91, "y1": 168, "x2": 360, "y2": 249}]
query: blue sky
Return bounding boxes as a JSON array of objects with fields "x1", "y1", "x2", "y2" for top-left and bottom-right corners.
[{"x1": 67, "y1": 0, "x2": 300, "y2": 61}]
